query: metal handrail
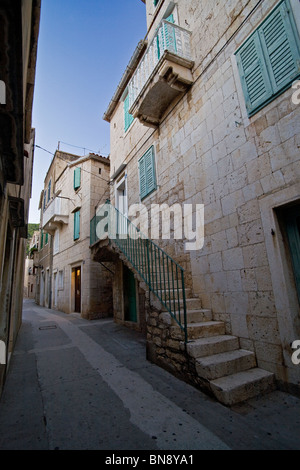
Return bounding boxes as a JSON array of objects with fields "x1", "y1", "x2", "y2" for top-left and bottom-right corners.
[{"x1": 90, "y1": 201, "x2": 188, "y2": 342}]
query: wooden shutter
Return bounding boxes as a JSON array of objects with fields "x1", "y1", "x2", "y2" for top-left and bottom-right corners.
[
  {"x1": 235, "y1": 0, "x2": 300, "y2": 116},
  {"x1": 259, "y1": 1, "x2": 300, "y2": 93},
  {"x1": 284, "y1": 206, "x2": 300, "y2": 303},
  {"x1": 74, "y1": 210, "x2": 80, "y2": 240},
  {"x1": 139, "y1": 146, "x2": 156, "y2": 199},
  {"x1": 47, "y1": 180, "x2": 51, "y2": 202},
  {"x1": 74, "y1": 168, "x2": 81, "y2": 190},
  {"x1": 236, "y1": 31, "x2": 272, "y2": 115},
  {"x1": 124, "y1": 94, "x2": 134, "y2": 132}
]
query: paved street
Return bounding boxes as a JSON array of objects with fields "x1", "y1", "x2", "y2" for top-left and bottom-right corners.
[{"x1": 0, "y1": 299, "x2": 299, "y2": 451}]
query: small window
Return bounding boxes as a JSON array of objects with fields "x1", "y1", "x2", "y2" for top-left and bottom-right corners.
[
  {"x1": 235, "y1": 0, "x2": 300, "y2": 116},
  {"x1": 74, "y1": 168, "x2": 81, "y2": 191},
  {"x1": 124, "y1": 94, "x2": 134, "y2": 132},
  {"x1": 138, "y1": 146, "x2": 157, "y2": 200},
  {"x1": 154, "y1": 0, "x2": 159, "y2": 6},
  {"x1": 43, "y1": 191, "x2": 46, "y2": 211},
  {"x1": 74, "y1": 210, "x2": 80, "y2": 240},
  {"x1": 58, "y1": 270, "x2": 64, "y2": 290},
  {"x1": 45, "y1": 233, "x2": 49, "y2": 245}
]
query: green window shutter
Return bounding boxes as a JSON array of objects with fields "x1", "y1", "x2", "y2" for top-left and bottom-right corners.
[
  {"x1": 259, "y1": 1, "x2": 300, "y2": 93},
  {"x1": 41, "y1": 231, "x2": 44, "y2": 249},
  {"x1": 154, "y1": 0, "x2": 159, "y2": 6},
  {"x1": 47, "y1": 180, "x2": 51, "y2": 202},
  {"x1": 166, "y1": 13, "x2": 175, "y2": 23},
  {"x1": 236, "y1": 31, "x2": 272, "y2": 115},
  {"x1": 124, "y1": 94, "x2": 134, "y2": 132},
  {"x1": 139, "y1": 146, "x2": 156, "y2": 199},
  {"x1": 74, "y1": 168, "x2": 81, "y2": 190},
  {"x1": 45, "y1": 233, "x2": 48, "y2": 245},
  {"x1": 74, "y1": 210, "x2": 80, "y2": 240}
]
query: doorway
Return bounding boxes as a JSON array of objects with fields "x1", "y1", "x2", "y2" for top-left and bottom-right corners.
[
  {"x1": 74, "y1": 267, "x2": 81, "y2": 313},
  {"x1": 123, "y1": 265, "x2": 137, "y2": 322}
]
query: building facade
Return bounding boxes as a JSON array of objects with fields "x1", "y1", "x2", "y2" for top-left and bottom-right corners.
[
  {"x1": 23, "y1": 230, "x2": 39, "y2": 298},
  {"x1": 36, "y1": 151, "x2": 113, "y2": 319},
  {"x1": 92, "y1": 0, "x2": 300, "y2": 404},
  {"x1": 0, "y1": 0, "x2": 41, "y2": 395}
]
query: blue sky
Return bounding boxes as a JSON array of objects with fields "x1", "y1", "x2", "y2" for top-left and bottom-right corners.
[{"x1": 30, "y1": 0, "x2": 147, "y2": 223}]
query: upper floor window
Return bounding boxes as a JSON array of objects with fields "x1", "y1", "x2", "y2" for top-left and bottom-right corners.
[
  {"x1": 154, "y1": 0, "x2": 159, "y2": 7},
  {"x1": 138, "y1": 146, "x2": 157, "y2": 200},
  {"x1": 235, "y1": 0, "x2": 300, "y2": 117},
  {"x1": 74, "y1": 167, "x2": 81, "y2": 191},
  {"x1": 43, "y1": 191, "x2": 46, "y2": 211},
  {"x1": 47, "y1": 180, "x2": 51, "y2": 202},
  {"x1": 124, "y1": 94, "x2": 134, "y2": 132},
  {"x1": 74, "y1": 210, "x2": 80, "y2": 240}
]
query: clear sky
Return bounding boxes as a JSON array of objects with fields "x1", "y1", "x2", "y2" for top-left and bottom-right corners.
[{"x1": 30, "y1": 0, "x2": 147, "y2": 223}]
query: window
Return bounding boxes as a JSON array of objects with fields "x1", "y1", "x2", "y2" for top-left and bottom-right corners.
[
  {"x1": 74, "y1": 210, "x2": 80, "y2": 240},
  {"x1": 47, "y1": 180, "x2": 51, "y2": 202},
  {"x1": 45, "y1": 232, "x2": 49, "y2": 245},
  {"x1": 58, "y1": 270, "x2": 64, "y2": 290},
  {"x1": 74, "y1": 167, "x2": 81, "y2": 191},
  {"x1": 40, "y1": 231, "x2": 44, "y2": 249},
  {"x1": 138, "y1": 146, "x2": 157, "y2": 200},
  {"x1": 43, "y1": 191, "x2": 46, "y2": 211},
  {"x1": 154, "y1": 0, "x2": 159, "y2": 6},
  {"x1": 235, "y1": 0, "x2": 300, "y2": 116},
  {"x1": 54, "y1": 230, "x2": 59, "y2": 254},
  {"x1": 124, "y1": 94, "x2": 134, "y2": 132}
]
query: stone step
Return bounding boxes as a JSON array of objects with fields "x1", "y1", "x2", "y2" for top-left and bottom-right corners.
[
  {"x1": 171, "y1": 321, "x2": 225, "y2": 340},
  {"x1": 195, "y1": 349, "x2": 257, "y2": 380},
  {"x1": 209, "y1": 368, "x2": 276, "y2": 406},
  {"x1": 186, "y1": 335, "x2": 239, "y2": 358},
  {"x1": 155, "y1": 288, "x2": 193, "y2": 300},
  {"x1": 171, "y1": 309, "x2": 212, "y2": 324},
  {"x1": 161, "y1": 298, "x2": 202, "y2": 313}
]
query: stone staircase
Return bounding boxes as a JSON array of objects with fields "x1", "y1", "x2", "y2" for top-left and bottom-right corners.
[
  {"x1": 167, "y1": 291, "x2": 276, "y2": 406},
  {"x1": 95, "y1": 235, "x2": 276, "y2": 406}
]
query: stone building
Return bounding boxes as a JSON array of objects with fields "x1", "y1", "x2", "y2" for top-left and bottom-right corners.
[
  {"x1": 0, "y1": 0, "x2": 41, "y2": 395},
  {"x1": 91, "y1": 0, "x2": 300, "y2": 404},
  {"x1": 36, "y1": 150, "x2": 113, "y2": 319}
]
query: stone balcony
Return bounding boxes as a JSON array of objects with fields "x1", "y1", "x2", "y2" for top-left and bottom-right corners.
[
  {"x1": 128, "y1": 20, "x2": 194, "y2": 128},
  {"x1": 42, "y1": 195, "x2": 69, "y2": 235}
]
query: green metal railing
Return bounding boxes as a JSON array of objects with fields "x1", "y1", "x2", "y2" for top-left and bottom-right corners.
[{"x1": 90, "y1": 201, "x2": 188, "y2": 342}]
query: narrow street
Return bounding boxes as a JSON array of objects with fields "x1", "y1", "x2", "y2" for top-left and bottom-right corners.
[{"x1": 0, "y1": 299, "x2": 299, "y2": 451}]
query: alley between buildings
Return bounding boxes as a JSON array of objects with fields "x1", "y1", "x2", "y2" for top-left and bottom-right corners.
[{"x1": 0, "y1": 299, "x2": 299, "y2": 451}]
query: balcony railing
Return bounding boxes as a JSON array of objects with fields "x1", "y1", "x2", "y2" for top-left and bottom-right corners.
[
  {"x1": 128, "y1": 20, "x2": 193, "y2": 113},
  {"x1": 90, "y1": 201, "x2": 188, "y2": 342},
  {"x1": 42, "y1": 196, "x2": 69, "y2": 230}
]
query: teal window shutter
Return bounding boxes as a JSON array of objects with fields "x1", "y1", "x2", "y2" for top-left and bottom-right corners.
[
  {"x1": 235, "y1": 0, "x2": 300, "y2": 116},
  {"x1": 236, "y1": 32, "x2": 272, "y2": 114},
  {"x1": 166, "y1": 13, "x2": 175, "y2": 23},
  {"x1": 154, "y1": 0, "x2": 159, "y2": 6},
  {"x1": 74, "y1": 210, "x2": 80, "y2": 240},
  {"x1": 43, "y1": 191, "x2": 46, "y2": 211},
  {"x1": 139, "y1": 146, "x2": 156, "y2": 200},
  {"x1": 47, "y1": 180, "x2": 51, "y2": 202},
  {"x1": 74, "y1": 168, "x2": 81, "y2": 190},
  {"x1": 45, "y1": 233, "x2": 48, "y2": 245},
  {"x1": 259, "y1": 1, "x2": 300, "y2": 93},
  {"x1": 41, "y1": 231, "x2": 44, "y2": 249},
  {"x1": 124, "y1": 94, "x2": 134, "y2": 132}
]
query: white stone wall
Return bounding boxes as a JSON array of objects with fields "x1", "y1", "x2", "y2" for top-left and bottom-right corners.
[
  {"x1": 50, "y1": 155, "x2": 112, "y2": 318},
  {"x1": 107, "y1": 0, "x2": 300, "y2": 389}
]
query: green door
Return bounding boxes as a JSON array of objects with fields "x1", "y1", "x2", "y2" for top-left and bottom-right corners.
[
  {"x1": 284, "y1": 205, "x2": 300, "y2": 304},
  {"x1": 123, "y1": 266, "x2": 137, "y2": 322}
]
